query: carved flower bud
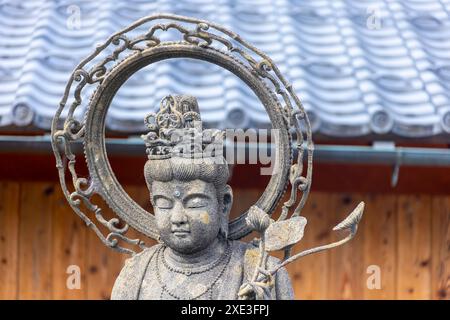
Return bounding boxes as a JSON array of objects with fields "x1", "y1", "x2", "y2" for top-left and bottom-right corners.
[
  {"x1": 246, "y1": 205, "x2": 272, "y2": 233},
  {"x1": 333, "y1": 201, "x2": 365, "y2": 234}
]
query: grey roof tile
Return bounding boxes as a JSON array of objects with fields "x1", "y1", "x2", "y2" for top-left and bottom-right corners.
[{"x1": 1, "y1": 0, "x2": 450, "y2": 137}]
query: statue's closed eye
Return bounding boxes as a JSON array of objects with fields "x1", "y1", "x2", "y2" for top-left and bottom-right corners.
[
  {"x1": 154, "y1": 197, "x2": 173, "y2": 209},
  {"x1": 185, "y1": 197, "x2": 209, "y2": 209}
]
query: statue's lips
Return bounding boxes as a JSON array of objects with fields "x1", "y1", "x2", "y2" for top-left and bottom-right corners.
[{"x1": 172, "y1": 229, "x2": 190, "y2": 237}]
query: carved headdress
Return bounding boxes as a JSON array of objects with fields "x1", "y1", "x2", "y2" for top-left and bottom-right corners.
[{"x1": 141, "y1": 94, "x2": 224, "y2": 161}]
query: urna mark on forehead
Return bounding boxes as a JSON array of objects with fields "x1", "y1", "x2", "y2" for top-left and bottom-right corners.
[{"x1": 150, "y1": 179, "x2": 216, "y2": 201}]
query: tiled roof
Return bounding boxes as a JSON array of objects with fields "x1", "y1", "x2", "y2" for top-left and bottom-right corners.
[{"x1": 1, "y1": 0, "x2": 450, "y2": 137}]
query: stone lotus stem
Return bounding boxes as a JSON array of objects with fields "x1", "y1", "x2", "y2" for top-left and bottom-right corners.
[
  {"x1": 269, "y1": 201, "x2": 365, "y2": 276},
  {"x1": 269, "y1": 225, "x2": 356, "y2": 275},
  {"x1": 238, "y1": 206, "x2": 272, "y2": 299},
  {"x1": 239, "y1": 202, "x2": 364, "y2": 298},
  {"x1": 252, "y1": 234, "x2": 267, "y2": 282}
]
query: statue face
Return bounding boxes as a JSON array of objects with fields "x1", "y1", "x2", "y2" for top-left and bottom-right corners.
[{"x1": 151, "y1": 179, "x2": 222, "y2": 254}]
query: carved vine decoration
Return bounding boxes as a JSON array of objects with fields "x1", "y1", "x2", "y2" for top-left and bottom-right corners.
[{"x1": 51, "y1": 14, "x2": 314, "y2": 256}]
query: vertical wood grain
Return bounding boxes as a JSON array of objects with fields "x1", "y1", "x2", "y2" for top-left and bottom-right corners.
[
  {"x1": 397, "y1": 195, "x2": 432, "y2": 299},
  {"x1": 363, "y1": 194, "x2": 397, "y2": 299},
  {"x1": 286, "y1": 192, "x2": 332, "y2": 300},
  {"x1": 0, "y1": 182, "x2": 20, "y2": 299},
  {"x1": 431, "y1": 196, "x2": 450, "y2": 300},
  {"x1": 52, "y1": 186, "x2": 87, "y2": 299},
  {"x1": 328, "y1": 193, "x2": 366, "y2": 299},
  {"x1": 18, "y1": 182, "x2": 54, "y2": 299}
]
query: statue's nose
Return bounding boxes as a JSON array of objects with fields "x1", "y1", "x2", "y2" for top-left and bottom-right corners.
[{"x1": 170, "y1": 203, "x2": 188, "y2": 226}]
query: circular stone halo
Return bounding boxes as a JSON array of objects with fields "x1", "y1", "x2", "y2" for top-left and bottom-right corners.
[
  {"x1": 85, "y1": 43, "x2": 292, "y2": 240},
  {"x1": 51, "y1": 14, "x2": 314, "y2": 253}
]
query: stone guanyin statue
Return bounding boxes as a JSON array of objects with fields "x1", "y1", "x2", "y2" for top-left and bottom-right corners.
[
  {"x1": 111, "y1": 94, "x2": 293, "y2": 300},
  {"x1": 51, "y1": 14, "x2": 365, "y2": 301}
]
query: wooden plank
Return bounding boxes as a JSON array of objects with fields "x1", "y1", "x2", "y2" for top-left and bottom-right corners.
[
  {"x1": 18, "y1": 182, "x2": 54, "y2": 299},
  {"x1": 286, "y1": 192, "x2": 332, "y2": 300},
  {"x1": 397, "y1": 195, "x2": 432, "y2": 299},
  {"x1": 0, "y1": 182, "x2": 20, "y2": 299},
  {"x1": 85, "y1": 226, "x2": 124, "y2": 299},
  {"x1": 51, "y1": 186, "x2": 87, "y2": 299},
  {"x1": 327, "y1": 193, "x2": 366, "y2": 299},
  {"x1": 431, "y1": 196, "x2": 450, "y2": 300},
  {"x1": 363, "y1": 194, "x2": 397, "y2": 299}
]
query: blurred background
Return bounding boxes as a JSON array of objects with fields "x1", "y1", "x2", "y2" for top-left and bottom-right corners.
[{"x1": 0, "y1": 0, "x2": 449, "y2": 300}]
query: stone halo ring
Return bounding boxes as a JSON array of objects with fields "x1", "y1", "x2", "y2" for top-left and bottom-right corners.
[{"x1": 51, "y1": 13, "x2": 313, "y2": 255}]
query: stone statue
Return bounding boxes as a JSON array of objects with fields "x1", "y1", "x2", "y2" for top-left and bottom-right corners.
[
  {"x1": 51, "y1": 14, "x2": 365, "y2": 301},
  {"x1": 111, "y1": 95, "x2": 293, "y2": 300}
]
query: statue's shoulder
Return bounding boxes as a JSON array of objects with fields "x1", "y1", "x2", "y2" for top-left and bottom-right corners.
[
  {"x1": 124, "y1": 244, "x2": 161, "y2": 268},
  {"x1": 111, "y1": 244, "x2": 162, "y2": 300}
]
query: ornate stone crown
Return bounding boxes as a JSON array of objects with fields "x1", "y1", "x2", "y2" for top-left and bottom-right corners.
[{"x1": 141, "y1": 94, "x2": 224, "y2": 160}]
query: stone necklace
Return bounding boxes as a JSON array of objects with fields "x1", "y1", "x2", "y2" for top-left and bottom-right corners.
[{"x1": 155, "y1": 243, "x2": 232, "y2": 300}]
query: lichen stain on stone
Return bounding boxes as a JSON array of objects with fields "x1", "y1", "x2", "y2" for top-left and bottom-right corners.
[
  {"x1": 244, "y1": 247, "x2": 260, "y2": 268},
  {"x1": 275, "y1": 223, "x2": 291, "y2": 243},
  {"x1": 199, "y1": 211, "x2": 210, "y2": 224}
]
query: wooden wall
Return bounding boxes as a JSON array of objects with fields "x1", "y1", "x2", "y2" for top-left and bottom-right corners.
[{"x1": 0, "y1": 181, "x2": 448, "y2": 300}]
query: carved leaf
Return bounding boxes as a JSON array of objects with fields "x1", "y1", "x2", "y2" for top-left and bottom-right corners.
[{"x1": 264, "y1": 216, "x2": 307, "y2": 252}]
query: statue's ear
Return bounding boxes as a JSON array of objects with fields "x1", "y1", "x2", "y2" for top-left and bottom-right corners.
[{"x1": 222, "y1": 184, "x2": 233, "y2": 217}]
